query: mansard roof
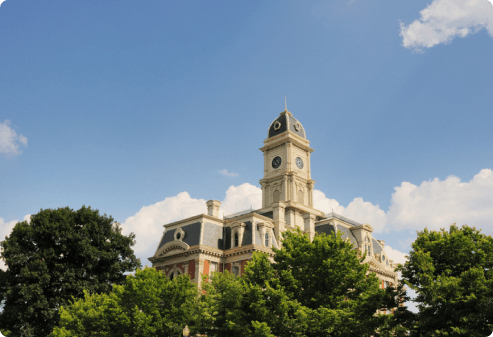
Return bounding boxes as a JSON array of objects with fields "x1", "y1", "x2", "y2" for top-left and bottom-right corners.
[{"x1": 268, "y1": 109, "x2": 306, "y2": 139}]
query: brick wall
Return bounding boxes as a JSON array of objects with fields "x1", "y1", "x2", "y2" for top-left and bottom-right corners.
[
  {"x1": 188, "y1": 260, "x2": 195, "y2": 280},
  {"x1": 203, "y1": 260, "x2": 209, "y2": 275}
]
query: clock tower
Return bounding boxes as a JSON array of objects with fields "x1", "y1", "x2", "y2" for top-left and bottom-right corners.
[{"x1": 259, "y1": 108, "x2": 322, "y2": 239}]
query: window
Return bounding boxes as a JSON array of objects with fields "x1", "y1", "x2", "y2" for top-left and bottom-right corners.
[
  {"x1": 169, "y1": 270, "x2": 181, "y2": 280},
  {"x1": 265, "y1": 232, "x2": 269, "y2": 247},
  {"x1": 234, "y1": 233, "x2": 239, "y2": 247},
  {"x1": 273, "y1": 190, "x2": 280, "y2": 203},
  {"x1": 233, "y1": 266, "x2": 239, "y2": 277},
  {"x1": 210, "y1": 262, "x2": 218, "y2": 273},
  {"x1": 297, "y1": 190, "x2": 304, "y2": 205}
]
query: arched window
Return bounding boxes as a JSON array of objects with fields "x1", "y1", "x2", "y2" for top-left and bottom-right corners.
[
  {"x1": 234, "y1": 232, "x2": 239, "y2": 247},
  {"x1": 169, "y1": 270, "x2": 181, "y2": 280},
  {"x1": 273, "y1": 190, "x2": 280, "y2": 203},
  {"x1": 265, "y1": 232, "x2": 269, "y2": 247},
  {"x1": 297, "y1": 190, "x2": 304, "y2": 205}
]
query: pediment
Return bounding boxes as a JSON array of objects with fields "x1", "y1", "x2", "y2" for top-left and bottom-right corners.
[{"x1": 154, "y1": 240, "x2": 190, "y2": 258}]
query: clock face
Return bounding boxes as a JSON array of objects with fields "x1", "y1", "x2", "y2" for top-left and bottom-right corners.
[
  {"x1": 296, "y1": 157, "x2": 304, "y2": 169},
  {"x1": 272, "y1": 156, "x2": 282, "y2": 169}
]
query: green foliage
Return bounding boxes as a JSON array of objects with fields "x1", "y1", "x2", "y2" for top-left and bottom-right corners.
[
  {"x1": 51, "y1": 267, "x2": 200, "y2": 337},
  {"x1": 398, "y1": 224, "x2": 493, "y2": 336},
  {"x1": 200, "y1": 229, "x2": 404, "y2": 337},
  {"x1": 0, "y1": 206, "x2": 141, "y2": 337}
]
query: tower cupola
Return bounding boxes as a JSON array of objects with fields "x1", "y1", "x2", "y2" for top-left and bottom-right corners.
[{"x1": 267, "y1": 109, "x2": 306, "y2": 139}]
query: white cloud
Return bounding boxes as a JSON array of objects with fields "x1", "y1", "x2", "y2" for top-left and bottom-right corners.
[
  {"x1": 0, "y1": 120, "x2": 28, "y2": 156},
  {"x1": 121, "y1": 183, "x2": 264, "y2": 253},
  {"x1": 400, "y1": 0, "x2": 493, "y2": 50},
  {"x1": 388, "y1": 169, "x2": 493, "y2": 235},
  {"x1": 123, "y1": 168, "x2": 493, "y2": 254},
  {"x1": 121, "y1": 192, "x2": 207, "y2": 253},
  {"x1": 0, "y1": 0, "x2": 7, "y2": 8},
  {"x1": 220, "y1": 183, "x2": 262, "y2": 216},
  {"x1": 384, "y1": 244, "x2": 408, "y2": 266},
  {"x1": 314, "y1": 190, "x2": 388, "y2": 232},
  {"x1": 0, "y1": 214, "x2": 30, "y2": 271},
  {"x1": 218, "y1": 169, "x2": 239, "y2": 177}
]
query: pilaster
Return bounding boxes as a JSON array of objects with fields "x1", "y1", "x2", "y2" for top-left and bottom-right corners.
[
  {"x1": 303, "y1": 213, "x2": 316, "y2": 241},
  {"x1": 196, "y1": 258, "x2": 203, "y2": 287},
  {"x1": 273, "y1": 201, "x2": 286, "y2": 241}
]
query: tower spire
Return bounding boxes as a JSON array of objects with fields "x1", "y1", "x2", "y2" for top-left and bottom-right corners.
[{"x1": 284, "y1": 95, "x2": 287, "y2": 111}]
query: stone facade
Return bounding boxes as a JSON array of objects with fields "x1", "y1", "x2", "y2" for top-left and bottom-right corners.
[{"x1": 149, "y1": 108, "x2": 399, "y2": 295}]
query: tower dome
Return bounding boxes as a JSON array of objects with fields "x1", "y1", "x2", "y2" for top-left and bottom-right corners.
[{"x1": 267, "y1": 109, "x2": 306, "y2": 139}]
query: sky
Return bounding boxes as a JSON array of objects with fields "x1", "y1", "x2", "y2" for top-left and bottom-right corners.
[{"x1": 1, "y1": 0, "x2": 493, "y2": 332}]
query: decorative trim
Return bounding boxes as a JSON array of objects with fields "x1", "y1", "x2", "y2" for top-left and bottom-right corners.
[
  {"x1": 155, "y1": 240, "x2": 190, "y2": 258},
  {"x1": 174, "y1": 227, "x2": 185, "y2": 241},
  {"x1": 274, "y1": 120, "x2": 281, "y2": 130}
]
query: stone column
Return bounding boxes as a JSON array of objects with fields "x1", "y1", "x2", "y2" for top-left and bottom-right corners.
[
  {"x1": 303, "y1": 213, "x2": 316, "y2": 241},
  {"x1": 196, "y1": 258, "x2": 204, "y2": 287},
  {"x1": 307, "y1": 181, "x2": 314, "y2": 207}
]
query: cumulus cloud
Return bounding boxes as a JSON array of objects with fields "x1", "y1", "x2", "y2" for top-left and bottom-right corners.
[
  {"x1": 122, "y1": 168, "x2": 493, "y2": 254},
  {"x1": 388, "y1": 169, "x2": 493, "y2": 235},
  {"x1": 0, "y1": 0, "x2": 7, "y2": 7},
  {"x1": 220, "y1": 183, "x2": 262, "y2": 216},
  {"x1": 0, "y1": 120, "x2": 28, "y2": 156},
  {"x1": 313, "y1": 190, "x2": 388, "y2": 232},
  {"x1": 218, "y1": 169, "x2": 239, "y2": 177},
  {"x1": 400, "y1": 0, "x2": 493, "y2": 50},
  {"x1": 121, "y1": 183, "x2": 263, "y2": 253},
  {"x1": 121, "y1": 192, "x2": 207, "y2": 253},
  {"x1": 0, "y1": 214, "x2": 31, "y2": 270},
  {"x1": 384, "y1": 245, "x2": 408, "y2": 266}
]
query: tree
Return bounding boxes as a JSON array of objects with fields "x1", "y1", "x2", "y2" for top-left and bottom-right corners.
[
  {"x1": 51, "y1": 267, "x2": 200, "y2": 337},
  {"x1": 398, "y1": 224, "x2": 493, "y2": 336},
  {"x1": 0, "y1": 206, "x2": 141, "y2": 337},
  {"x1": 200, "y1": 229, "x2": 404, "y2": 337}
]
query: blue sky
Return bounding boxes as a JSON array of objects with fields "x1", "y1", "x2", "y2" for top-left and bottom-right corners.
[{"x1": 1, "y1": 0, "x2": 493, "y2": 329}]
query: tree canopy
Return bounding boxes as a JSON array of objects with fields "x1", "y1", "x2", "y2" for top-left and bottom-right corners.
[
  {"x1": 0, "y1": 206, "x2": 141, "y2": 337},
  {"x1": 200, "y1": 229, "x2": 405, "y2": 337},
  {"x1": 398, "y1": 224, "x2": 493, "y2": 337},
  {"x1": 51, "y1": 267, "x2": 199, "y2": 337}
]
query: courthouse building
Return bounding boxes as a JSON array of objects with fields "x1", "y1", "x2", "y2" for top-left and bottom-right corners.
[{"x1": 149, "y1": 108, "x2": 399, "y2": 289}]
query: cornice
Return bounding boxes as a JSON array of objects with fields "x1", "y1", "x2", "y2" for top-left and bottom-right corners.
[
  {"x1": 260, "y1": 132, "x2": 313, "y2": 153},
  {"x1": 350, "y1": 223, "x2": 374, "y2": 233},
  {"x1": 365, "y1": 257, "x2": 398, "y2": 278},
  {"x1": 283, "y1": 201, "x2": 325, "y2": 217},
  {"x1": 223, "y1": 211, "x2": 274, "y2": 225},
  {"x1": 149, "y1": 244, "x2": 276, "y2": 264}
]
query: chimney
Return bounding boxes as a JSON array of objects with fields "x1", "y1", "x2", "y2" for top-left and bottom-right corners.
[{"x1": 206, "y1": 200, "x2": 221, "y2": 218}]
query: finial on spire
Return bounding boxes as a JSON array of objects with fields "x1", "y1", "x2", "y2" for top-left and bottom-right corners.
[{"x1": 284, "y1": 95, "x2": 287, "y2": 111}]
